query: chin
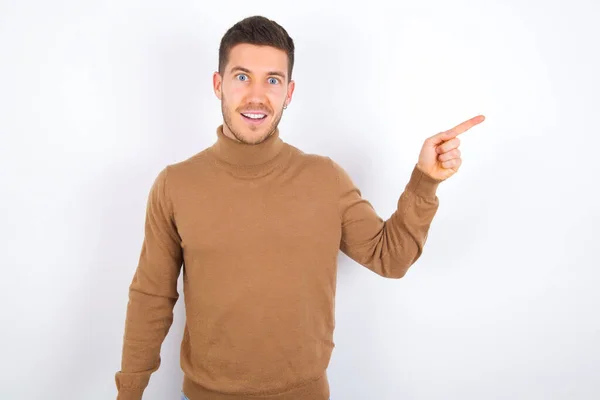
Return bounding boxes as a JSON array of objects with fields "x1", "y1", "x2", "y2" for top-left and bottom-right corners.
[{"x1": 234, "y1": 117, "x2": 274, "y2": 144}]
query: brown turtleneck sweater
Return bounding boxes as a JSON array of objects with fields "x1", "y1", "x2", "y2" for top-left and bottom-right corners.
[{"x1": 115, "y1": 125, "x2": 442, "y2": 400}]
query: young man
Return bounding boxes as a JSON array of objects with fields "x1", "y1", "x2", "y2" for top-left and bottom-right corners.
[{"x1": 114, "y1": 15, "x2": 485, "y2": 400}]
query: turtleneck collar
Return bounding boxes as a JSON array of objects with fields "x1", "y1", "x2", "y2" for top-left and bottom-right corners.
[{"x1": 209, "y1": 124, "x2": 285, "y2": 167}]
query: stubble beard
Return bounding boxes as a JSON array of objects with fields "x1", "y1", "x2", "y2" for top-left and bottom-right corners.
[{"x1": 221, "y1": 96, "x2": 284, "y2": 145}]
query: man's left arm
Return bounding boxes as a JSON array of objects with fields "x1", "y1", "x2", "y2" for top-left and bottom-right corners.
[
  {"x1": 335, "y1": 115, "x2": 485, "y2": 278},
  {"x1": 333, "y1": 160, "x2": 441, "y2": 278}
]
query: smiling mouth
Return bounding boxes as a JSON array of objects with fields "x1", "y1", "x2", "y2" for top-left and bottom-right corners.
[
  {"x1": 241, "y1": 112, "x2": 267, "y2": 120},
  {"x1": 240, "y1": 112, "x2": 268, "y2": 125}
]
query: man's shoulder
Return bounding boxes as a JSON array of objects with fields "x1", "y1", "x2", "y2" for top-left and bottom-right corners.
[
  {"x1": 152, "y1": 148, "x2": 214, "y2": 188},
  {"x1": 286, "y1": 143, "x2": 336, "y2": 171},
  {"x1": 171, "y1": 148, "x2": 212, "y2": 169},
  {"x1": 286, "y1": 144, "x2": 353, "y2": 185}
]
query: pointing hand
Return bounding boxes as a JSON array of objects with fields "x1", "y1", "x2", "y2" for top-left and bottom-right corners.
[{"x1": 417, "y1": 115, "x2": 485, "y2": 181}]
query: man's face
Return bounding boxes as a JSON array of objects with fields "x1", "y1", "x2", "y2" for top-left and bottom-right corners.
[{"x1": 213, "y1": 43, "x2": 295, "y2": 144}]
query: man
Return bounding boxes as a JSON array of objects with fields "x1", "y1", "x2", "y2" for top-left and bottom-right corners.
[{"x1": 115, "y1": 15, "x2": 485, "y2": 400}]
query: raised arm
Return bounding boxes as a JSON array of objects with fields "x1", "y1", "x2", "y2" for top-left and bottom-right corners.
[
  {"x1": 335, "y1": 114, "x2": 485, "y2": 278},
  {"x1": 334, "y1": 160, "x2": 441, "y2": 278}
]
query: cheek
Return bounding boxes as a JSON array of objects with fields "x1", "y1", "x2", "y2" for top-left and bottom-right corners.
[
  {"x1": 266, "y1": 86, "x2": 287, "y2": 103},
  {"x1": 227, "y1": 86, "x2": 245, "y2": 102},
  {"x1": 223, "y1": 93, "x2": 244, "y2": 113}
]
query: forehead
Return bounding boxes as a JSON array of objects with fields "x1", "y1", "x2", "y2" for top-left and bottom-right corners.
[{"x1": 226, "y1": 43, "x2": 288, "y2": 76}]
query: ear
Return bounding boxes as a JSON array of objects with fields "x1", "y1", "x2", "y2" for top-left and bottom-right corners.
[
  {"x1": 213, "y1": 71, "x2": 223, "y2": 100},
  {"x1": 285, "y1": 79, "x2": 296, "y2": 108}
]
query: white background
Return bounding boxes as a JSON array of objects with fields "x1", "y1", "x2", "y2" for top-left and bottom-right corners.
[{"x1": 1, "y1": 0, "x2": 599, "y2": 399}]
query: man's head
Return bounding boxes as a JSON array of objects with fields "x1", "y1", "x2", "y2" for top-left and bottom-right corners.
[{"x1": 213, "y1": 16, "x2": 296, "y2": 145}]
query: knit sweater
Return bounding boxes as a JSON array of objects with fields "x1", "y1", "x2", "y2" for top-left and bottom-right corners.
[{"x1": 115, "y1": 125, "x2": 441, "y2": 400}]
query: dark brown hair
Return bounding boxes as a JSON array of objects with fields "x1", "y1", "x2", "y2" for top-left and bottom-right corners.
[{"x1": 218, "y1": 15, "x2": 295, "y2": 80}]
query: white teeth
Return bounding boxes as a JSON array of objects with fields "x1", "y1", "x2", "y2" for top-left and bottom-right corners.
[{"x1": 242, "y1": 113, "x2": 266, "y2": 119}]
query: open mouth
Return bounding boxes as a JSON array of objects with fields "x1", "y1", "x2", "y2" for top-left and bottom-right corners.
[{"x1": 241, "y1": 112, "x2": 267, "y2": 123}]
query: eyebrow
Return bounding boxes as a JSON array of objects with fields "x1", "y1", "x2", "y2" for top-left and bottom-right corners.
[{"x1": 230, "y1": 66, "x2": 287, "y2": 80}]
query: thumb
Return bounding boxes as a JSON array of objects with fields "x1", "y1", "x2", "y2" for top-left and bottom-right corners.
[{"x1": 426, "y1": 131, "x2": 452, "y2": 147}]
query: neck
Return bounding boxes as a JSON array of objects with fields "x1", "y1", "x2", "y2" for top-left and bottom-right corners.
[{"x1": 209, "y1": 124, "x2": 285, "y2": 167}]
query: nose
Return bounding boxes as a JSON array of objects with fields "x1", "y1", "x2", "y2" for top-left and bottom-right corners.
[{"x1": 246, "y1": 80, "x2": 268, "y2": 102}]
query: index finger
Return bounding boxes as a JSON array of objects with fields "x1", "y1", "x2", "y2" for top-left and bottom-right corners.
[{"x1": 446, "y1": 114, "x2": 485, "y2": 138}]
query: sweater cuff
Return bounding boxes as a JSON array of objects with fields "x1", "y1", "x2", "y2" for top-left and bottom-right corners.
[
  {"x1": 405, "y1": 164, "x2": 442, "y2": 198},
  {"x1": 116, "y1": 388, "x2": 144, "y2": 400}
]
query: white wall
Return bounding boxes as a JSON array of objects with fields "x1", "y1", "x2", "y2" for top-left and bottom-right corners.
[{"x1": 1, "y1": 0, "x2": 598, "y2": 399}]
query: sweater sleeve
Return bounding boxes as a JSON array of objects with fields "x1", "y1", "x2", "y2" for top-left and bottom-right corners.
[
  {"x1": 115, "y1": 166, "x2": 183, "y2": 399},
  {"x1": 332, "y1": 160, "x2": 441, "y2": 278}
]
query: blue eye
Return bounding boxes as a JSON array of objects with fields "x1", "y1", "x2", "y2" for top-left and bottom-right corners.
[
  {"x1": 268, "y1": 77, "x2": 279, "y2": 84},
  {"x1": 236, "y1": 74, "x2": 248, "y2": 81}
]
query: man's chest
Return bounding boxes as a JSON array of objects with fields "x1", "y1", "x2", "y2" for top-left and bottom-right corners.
[{"x1": 174, "y1": 179, "x2": 341, "y2": 259}]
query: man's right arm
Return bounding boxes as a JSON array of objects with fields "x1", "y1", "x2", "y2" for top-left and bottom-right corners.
[{"x1": 115, "y1": 166, "x2": 183, "y2": 400}]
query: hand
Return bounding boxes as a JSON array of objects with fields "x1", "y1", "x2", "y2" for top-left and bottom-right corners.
[{"x1": 417, "y1": 115, "x2": 485, "y2": 181}]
